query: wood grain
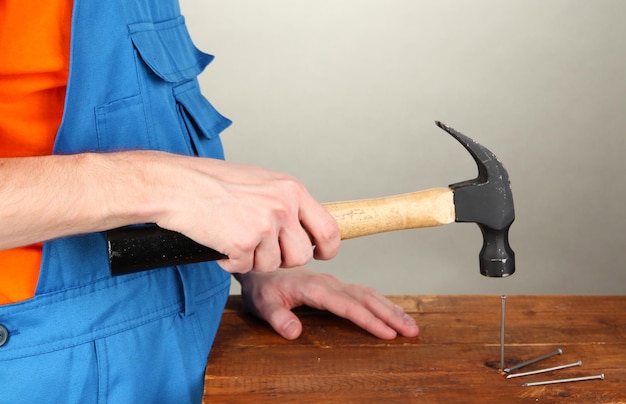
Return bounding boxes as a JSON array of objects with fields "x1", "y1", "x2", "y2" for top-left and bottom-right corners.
[
  {"x1": 322, "y1": 188, "x2": 455, "y2": 239},
  {"x1": 204, "y1": 295, "x2": 626, "y2": 403}
]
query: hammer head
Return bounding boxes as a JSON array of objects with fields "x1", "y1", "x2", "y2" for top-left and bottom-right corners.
[{"x1": 436, "y1": 121, "x2": 515, "y2": 278}]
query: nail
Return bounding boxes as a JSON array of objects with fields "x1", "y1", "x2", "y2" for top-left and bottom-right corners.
[
  {"x1": 403, "y1": 313, "x2": 418, "y2": 328},
  {"x1": 504, "y1": 348, "x2": 563, "y2": 373},
  {"x1": 506, "y1": 360, "x2": 582, "y2": 379},
  {"x1": 522, "y1": 373, "x2": 604, "y2": 387},
  {"x1": 282, "y1": 320, "x2": 299, "y2": 339},
  {"x1": 500, "y1": 295, "x2": 506, "y2": 371}
]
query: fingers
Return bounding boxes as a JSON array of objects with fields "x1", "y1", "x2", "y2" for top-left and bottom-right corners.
[
  {"x1": 218, "y1": 241, "x2": 282, "y2": 274},
  {"x1": 299, "y1": 198, "x2": 340, "y2": 261},
  {"x1": 236, "y1": 271, "x2": 304, "y2": 339},
  {"x1": 333, "y1": 296, "x2": 419, "y2": 340},
  {"x1": 217, "y1": 227, "x2": 313, "y2": 274},
  {"x1": 217, "y1": 199, "x2": 336, "y2": 274},
  {"x1": 277, "y1": 225, "x2": 314, "y2": 269},
  {"x1": 319, "y1": 287, "x2": 402, "y2": 340},
  {"x1": 333, "y1": 297, "x2": 400, "y2": 340},
  {"x1": 255, "y1": 302, "x2": 304, "y2": 340},
  {"x1": 198, "y1": 163, "x2": 338, "y2": 273},
  {"x1": 300, "y1": 274, "x2": 419, "y2": 340},
  {"x1": 364, "y1": 296, "x2": 420, "y2": 339},
  {"x1": 252, "y1": 237, "x2": 283, "y2": 273}
]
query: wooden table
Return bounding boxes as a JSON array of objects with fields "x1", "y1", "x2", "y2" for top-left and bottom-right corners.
[{"x1": 204, "y1": 295, "x2": 626, "y2": 403}]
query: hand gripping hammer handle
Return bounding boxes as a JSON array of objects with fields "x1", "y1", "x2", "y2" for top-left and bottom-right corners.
[{"x1": 107, "y1": 187, "x2": 455, "y2": 275}]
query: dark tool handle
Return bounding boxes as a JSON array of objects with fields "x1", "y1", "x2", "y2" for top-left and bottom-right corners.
[{"x1": 107, "y1": 225, "x2": 226, "y2": 275}]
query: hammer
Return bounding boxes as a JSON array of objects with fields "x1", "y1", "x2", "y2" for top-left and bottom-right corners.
[{"x1": 107, "y1": 121, "x2": 515, "y2": 277}]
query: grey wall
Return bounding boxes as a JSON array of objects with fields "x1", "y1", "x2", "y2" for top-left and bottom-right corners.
[{"x1": 182, "y1": 0, "x2": 626, "y2": 295}]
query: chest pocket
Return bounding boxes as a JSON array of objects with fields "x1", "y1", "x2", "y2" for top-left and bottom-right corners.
[
  {"x1": 173, "y1": 79, "x2": 231, "y2": 157},
  {"x1": 96, "y1": 15, "x2": 231, "y2": 157},
  {"x1": 129, "y1": 16, "x2": 210, "y2": 83}
]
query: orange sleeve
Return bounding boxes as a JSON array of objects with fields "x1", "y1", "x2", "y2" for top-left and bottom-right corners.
[{"x1": 0, "y1": 0, "x2": 73, "y2": 304}]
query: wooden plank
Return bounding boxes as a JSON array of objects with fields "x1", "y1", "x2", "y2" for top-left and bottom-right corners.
[{"x1": 204, "y1": 295, "x2": 626, "y2": 403}]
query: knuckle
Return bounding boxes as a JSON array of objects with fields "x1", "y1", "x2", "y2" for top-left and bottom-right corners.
[
  {"x1": 253, "y1": 244, "x2": 282, "y2": 273},
  {"x1": 254, "y1": 265, "x2": 275, "y2": 273},
  {"x1": 359, "y1": 287, "x2": 385, "y2": 310},
  {"x1": 271, "y1": 201, "x2": 291, "y2": 222},
  {"x1": 249, "y1": 211, "x2": 278, "y2": 236},
  {"x1": 307, "y1": 282, "x2": 329, "y2": 305},
  {"x1": 230, "y1": 237, "x2": 257, "y2": 255},
  {"x1": 316, "y1": 218, "x2": 340, "y2": 244},
  {"x1": 278, "y1": 175, "x2": 308, "y2": 201},
  {"x1": 280, "y1": 174, "x2": 304, "y2": 192},
  {"x1": 220, "y1": 257, "x2": 252, "y2": 274},
  {"x1": 256, "y1": 259, "x2": 281, "y2": 272},
  {"x1": 283, "y1": 248, "x2": 313, "y2": 268}
]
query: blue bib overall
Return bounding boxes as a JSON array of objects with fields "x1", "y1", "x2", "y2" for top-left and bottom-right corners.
[{"x1": 0, "y1": 1, "x2": 232, "y2": 402}]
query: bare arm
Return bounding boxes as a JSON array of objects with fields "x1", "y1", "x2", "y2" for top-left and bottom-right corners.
[
  {"x1": 0, "y1": 151, "x2": 340, "y2": 273},
  {"x1": 0, "y1": 152, "x2": 146, "y2": 249}
]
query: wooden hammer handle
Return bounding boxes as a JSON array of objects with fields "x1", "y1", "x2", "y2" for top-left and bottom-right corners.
[{"x1": 324, "y1": 187, "x2": 455, "y2": 239}]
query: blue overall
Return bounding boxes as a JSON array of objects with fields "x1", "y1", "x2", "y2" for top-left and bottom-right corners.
[{"x1": 0, "y1": 1, "x2": 232, "y2": 402}]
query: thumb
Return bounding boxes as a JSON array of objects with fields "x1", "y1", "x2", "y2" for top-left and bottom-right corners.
[{"x1": 259, "y1": 303, "x2": 303, "y2": 340}]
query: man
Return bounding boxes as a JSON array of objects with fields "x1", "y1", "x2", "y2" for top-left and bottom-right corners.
[{"x1": 0, "y1": 1, "x2": 418, "y2": 402}]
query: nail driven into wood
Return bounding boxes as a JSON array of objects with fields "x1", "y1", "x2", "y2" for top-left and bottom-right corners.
[
  {"x1": 504, "y1": 348, "x2": 563, "y2": 373},
  {"x1": 506, "y1": 360, "x2": 582, "y2": 379},
  {"x1": 500, "y1": 295, "x2": 506, "y2": 371},
  {"x1": 522, "y1": 373, "x2": 604, "y2": 387}
]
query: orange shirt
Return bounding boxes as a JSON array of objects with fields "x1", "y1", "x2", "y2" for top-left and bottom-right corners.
[{"x1": 0, "y1": 1, "x2": 73, "y2": 303}]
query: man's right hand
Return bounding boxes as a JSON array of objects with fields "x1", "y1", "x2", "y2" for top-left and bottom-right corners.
[{"x1": 144, "y1": 151, "x2": 340, "y2": 273}]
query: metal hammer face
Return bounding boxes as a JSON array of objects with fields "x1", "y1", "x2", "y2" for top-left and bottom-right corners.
[
  {"x1": 437, "y1": 121, "x2": 515, "y2": 277},
  {"x1": 107, "y1": 121, "x2": 515, "y2": 278}
]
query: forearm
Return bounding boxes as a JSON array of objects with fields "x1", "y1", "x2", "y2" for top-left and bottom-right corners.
[
  {"x1": 0, "y1": 152, "x2": 163, "y2": 250},
  {"x1": 0, "y1": 150, "x2": 340, "y2": 273}
]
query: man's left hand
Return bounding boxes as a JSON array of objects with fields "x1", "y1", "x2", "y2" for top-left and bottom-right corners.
[{"x1": 235, "y1": 268, "x2": 419, "y2": 340}]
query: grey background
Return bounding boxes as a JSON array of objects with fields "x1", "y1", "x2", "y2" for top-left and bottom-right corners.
[{"x1": 182, "y1": 0, "x2": 626, "y2": 295}]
